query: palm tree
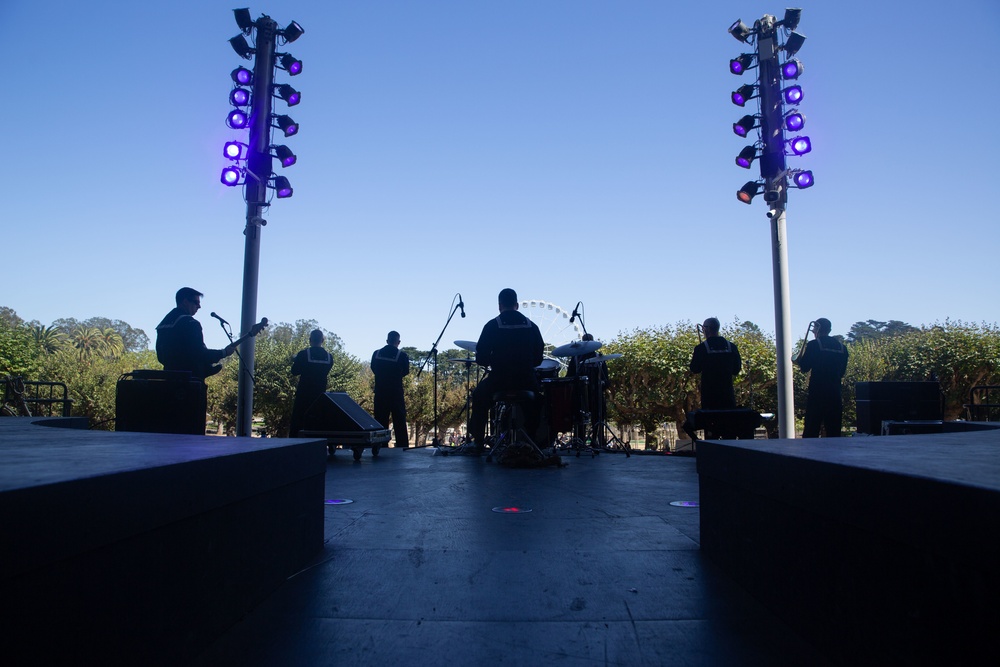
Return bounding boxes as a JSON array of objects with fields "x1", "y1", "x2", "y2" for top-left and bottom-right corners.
[
  {"x1": 71, "y1": 326, "x2": 104, "y2": 360},
  {"x1": 99, "y1": 327, "x2": 125, "y2": 359},
  {"x1": 31, "y1": 324, "x2": 68, "y2": 354}
]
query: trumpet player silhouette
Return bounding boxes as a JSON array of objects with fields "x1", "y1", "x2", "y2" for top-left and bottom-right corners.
[{"x1": 795, "y1": 318, "x2": 849, "y2": 438}]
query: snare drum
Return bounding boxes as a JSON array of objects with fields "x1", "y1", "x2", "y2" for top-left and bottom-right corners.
[
  {"x1": 542, "y1": 376, "x2": 590, "y2": 433},
  {"x1": 535, "y1": 358, "x2": 561, "y2": 382}
]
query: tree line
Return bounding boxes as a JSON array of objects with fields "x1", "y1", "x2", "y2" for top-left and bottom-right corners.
[{"x1": 3, "y1": 306, "x2": 998, "y2": 439}]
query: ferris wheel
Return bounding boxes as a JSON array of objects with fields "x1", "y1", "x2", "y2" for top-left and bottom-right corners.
[{"x1": 519, "y1": 299, "x2": 584, "y2": 353}]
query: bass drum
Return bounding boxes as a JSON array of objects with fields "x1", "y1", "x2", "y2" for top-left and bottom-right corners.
[{"x1": 541, "y1": 376, "x2": 589, "y2": 434}]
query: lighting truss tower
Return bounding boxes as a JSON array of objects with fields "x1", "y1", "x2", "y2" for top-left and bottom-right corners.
[
  {"x1": 728, "y1": 9, "x2": 811, "y2": 439},
  {"x1": 223, "y1": 8, "x2": 304, "y2": 437}
]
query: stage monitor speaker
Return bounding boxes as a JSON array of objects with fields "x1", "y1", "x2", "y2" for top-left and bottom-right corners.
[
  {"x1": 116, "y1": 370, "x2": 207, "y2": 435},
  {"x1": 691, "y1": 408, "x2": 761, "y2": 440},
  {"x1": 855, "y1": 381, "x2": 942, "y2": 435},
  {"x1": 302, "y1": 392, "x2": 383, "y2": 433}
]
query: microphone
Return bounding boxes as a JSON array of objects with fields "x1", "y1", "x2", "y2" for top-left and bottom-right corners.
[
  {"x1": 458, "y1": 294, "x2": 466, "y2": 318},
  {"x1": 210, "y1": 312, "x2": 229, "y2": 326},
  {"x1": 569, "y1": 302, "x2": 580, "y2": 323}
]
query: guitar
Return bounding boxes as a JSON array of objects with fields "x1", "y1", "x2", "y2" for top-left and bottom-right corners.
[{"x1": 203, "y1": 318, "x2": 269, "y2": 378}]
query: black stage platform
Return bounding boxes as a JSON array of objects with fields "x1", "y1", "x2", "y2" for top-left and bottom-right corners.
[
  {"x1": 698, "y1": 426, "x2": 1000, "y2": 666},
  {"x1": 0, "y1": 417, "x2": 327, "y2": 665}
]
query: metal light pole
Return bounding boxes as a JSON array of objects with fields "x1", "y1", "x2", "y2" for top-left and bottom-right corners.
[{"x1": 236, "y1": 16, "x2": 277, "y2": 437}]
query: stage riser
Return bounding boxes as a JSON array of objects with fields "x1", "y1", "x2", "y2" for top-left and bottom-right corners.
[
  {"x1": 698, "y1": 436, "x2": 1000, "y2": 666},
  {"x1": 0, "y1": 419, "x2": 327, "y2": 665}
]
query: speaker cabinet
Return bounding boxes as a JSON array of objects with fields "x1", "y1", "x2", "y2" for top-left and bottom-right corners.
[
  {"x1": 691, "y1": 408, "x2": 762, "y2": 440},
  {"x1": 855, "y1": 381, "x2": 942, "y2": 435},
  {"x1": 116, "y1": 370, "x2": 207, "y2": 435},
  {"x1": 299, "y1": 392, "x2": 391, "y2": 446}
]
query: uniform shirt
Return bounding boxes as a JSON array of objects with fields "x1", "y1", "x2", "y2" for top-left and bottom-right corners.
[
  {"x1": 690, "y1": 336, "x2": 742, "y2": 409},
  {"x1": 155, "y1": 307, "x2": 226, "y2": 378},
  {"x1": 797, "y1": 335, "x2": 849, "y2": 395},
  {"x1": 291, "y1": 346, "x2": 334, "y2": 397},
  {"x1": 475, "y1": 310, "x2": 544, "y2": 388},
  {"x1": 371, "y1": 345, "x2": 410, "y2": 396}
]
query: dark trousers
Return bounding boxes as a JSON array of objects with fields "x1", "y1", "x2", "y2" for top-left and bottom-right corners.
[
  {"x1": 802, "y1": 391, "x2": 843, "y2": 438},
  {"x1": 470, "y1": 373, "x2": 539, "y2": 445},
  {"x1": 374, "y1": 392, "x2": 408, "y2": 447}
]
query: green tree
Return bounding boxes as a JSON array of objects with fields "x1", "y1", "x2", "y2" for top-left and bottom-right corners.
[
  {"x1": 30, "y1": 324, "x2": 68, "y2": 354},
  {"x1": 846, "y1": 319, "x2": 918, "y2": 343},
  {"x1": 0, "y1": 320, "x2": 40, "y2": 378}
]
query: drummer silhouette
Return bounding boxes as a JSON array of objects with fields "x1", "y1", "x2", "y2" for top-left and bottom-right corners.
[{"x1": 468, "y1": 288, "x2": 544, "y2": 453}]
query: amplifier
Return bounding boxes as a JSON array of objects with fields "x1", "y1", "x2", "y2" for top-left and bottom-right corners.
[
  {"x1": 855, "y1": 382, "x2": 942, "y2": 435},
  {"x1": 116, "y1": 370, "x2": 207, "y2": 435}
]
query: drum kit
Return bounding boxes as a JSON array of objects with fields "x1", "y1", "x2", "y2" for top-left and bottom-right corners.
[{"x1": 444, "y1": 338, "x2": 630, "y2": 457}]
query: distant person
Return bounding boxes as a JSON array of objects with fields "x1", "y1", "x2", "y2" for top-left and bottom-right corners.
[
  {"x1": 684, "y1": 317, "x2": 742, "y2": 440},
  {"x1": 796, "y1": 318, "x2": 849, "y2": 438},
  {"x1": 289, "y1": 329, "x2": 334, "y2": 437},
  {"x1": 155, "y1": 287, "x2": 236, "y2": 380},
  {"x1": 371, "y1": 331, "x2": 410, "y2": 448},
  {"x1": 469, "y1": 288, "x2": 545, "y2": 452}
]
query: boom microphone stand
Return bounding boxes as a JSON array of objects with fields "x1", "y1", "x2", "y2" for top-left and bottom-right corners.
[{"x1": 417, "y1": 294, "x2": 465, "y2": 447}]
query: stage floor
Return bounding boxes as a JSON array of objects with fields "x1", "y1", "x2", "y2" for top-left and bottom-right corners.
[{"x1": 193, "y1": 447, "x2": 829, "y2": 666}]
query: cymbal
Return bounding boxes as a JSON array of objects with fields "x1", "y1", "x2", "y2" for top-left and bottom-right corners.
[
  {"x1": 535, "y1": 358, "x2": 560, "y2": 371},
  {"x1": 448, "y1": 358, "x2": 476, "y2": 364},
  {"x1": 551, "y1": 340, "x2": 602, "y2": 357},
  {"x1": 583, "y1": 353, "x2": 622, "y2": 365},
  {"x1": 454, "y1": 340, "x2": 477, "y2": 352}
]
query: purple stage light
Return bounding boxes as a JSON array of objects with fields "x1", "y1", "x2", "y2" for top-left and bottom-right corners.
[
  {"x1": 736, "y1": 146, "x2": 756, "y2": 169},
  {"x1": 731, "y1": 84, "x2": 755, "y2": 107},
  {"x1": 276, "y1": 84, "x2": 300, "y2": 106},
  {"x1": 784, "y1": 111, "x2": 805, "y2": 132},
  {"x1": 733, "y1": 114, "x2": 755, "y2": 137},
  {"x1": 227, "y1": 109, "x2": 249, "y2": 129},
  {"x1": 793, "y1": 170, "x2": 814, "y2": 188},
  {"x1": 221, "y1": 166, "x2": 241, "y2": 186},
  {"x1": 782, "y1": 59, "x2": 803, "y2": 79},
  {"x1": 281, "y1": 54, "x2": 303, "y2": 76},
  {"x1": 789, "y1": 136, "x2": 812, "y2": 155},
  {"x1": 223, "y1": 141, "x2": 246, "y2": 160},
  {"x1": 275, "y1": 115, "x2": 298, "y2": 137},
  {"x1": 275, "y1": 145, "x2": 297, "y2": 168},
  {"x1": 231, "y1": 67, "x2": 253, "y2": 86},
  {"x1": 730, "y1": 53, "x2": 754, "y2": 75},
  {"x1": 274, "y1": 176, "x2": 293, "y2": 198},
  {"x1": 230, "y1": 88, "x2": 251, "y2": 106},
  {"x1": 783, "y1": 85, "x2": 803, "y2": 104}
]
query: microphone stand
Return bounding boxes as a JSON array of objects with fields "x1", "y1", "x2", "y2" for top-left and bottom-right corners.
[
  {"x1": 217, "y1": 318, "x2": 256, "y2": 387},
  {"x1": 417, "y1": 300, "x2": 463, "y2": 447}
]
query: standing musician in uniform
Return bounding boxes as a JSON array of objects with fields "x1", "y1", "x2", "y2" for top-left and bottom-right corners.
[
  {"x1": 289, "y1": 329, "x2": 334, "y2": 437},
  {"x1": 469, "y1": 288, "x2": 545, "y2": 453},
  {"x1": 371, "y1": 331, "x2": 410, "y2": 448},
  {"x1": 156, "y1": 287, "x2": 236, "y2": 380},
  {"x1": 684, "y1": 317, "x2": 742, "y2": 440},
  {"x1": 795, "y1": 317, "x2": 849, "y2": 438}
]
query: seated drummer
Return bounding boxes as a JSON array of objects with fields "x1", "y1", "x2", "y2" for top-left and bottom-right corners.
[
  {"x1": 469, "y1": 288, "x2": 545, "y2": 453},
  {"x1": 567, "y1": 333, "x2": 608, "y2": 444},
  {"x1": 566, "y1": 333, "x2": 597, "y2": 377}
]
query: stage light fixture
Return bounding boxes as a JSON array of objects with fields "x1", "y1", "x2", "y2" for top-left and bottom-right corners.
[
  {"x1": 231, "y1": 67, "x2": 253, "y2": 86},
  {"x1": 729, "y1": 19, "x2": 752, "y2": 43},
  {"x1": 736, "y1": 146, "x2": 757, "y2": 169},
  {"x1": 731, "y1": 84, "x2": 756, "y2": 107},
  {"x1": 280, "y1": 54, "x2": 303, "y2": 76},
  {"x1": 227, "y1": 109, "x2": 249, "y2": 129},
  {"x1": 783, "y1": 85, "x2": 803, "y2": 105},
  {"x1": 787, "y1": 136, "x2": 812, "y2": 155},
  {"x1": 782, "y1": 58, "x2": 804, "y2": 80},
  {"x1": 230, "y1": 88, "x2": 251, "y2": 106},
  {"x1": 730, "y1": 53, "x2": 755, "y2": 75},
  {"x1": 229, "y1": 34, "x2": 254, "y2": 59},
  {"x1": 733, "y1": 114, "x2": 757, "y2": 137},
  {"x1": 274, "y1": 145, "x2": 297, "y2": 168},
  {"x1": 283, "y1": 21, "x2": 304, "y2": 43},
  {"x1": 784, "y1": 111, "x2": 805, "y2": 132},
  {"x1": 275, "y1": 114, "x2": 299, "y2": 137},
  {"x1": 221, "y1": 165, "x2": 242, "y2": 186},
  {"x1": 234, "y1": 8, "x2": 253, "y2": 34},
  {"x1": 792, "y1": 170, "x2": 814, "y2": 188},
  {"x1": 223, "y1": 141, "x2": 248, "y2": 161},
  {"x1": 275, "y1": 84, "x2": 300, "y2": 106},
  {"x1": 784, "y1": 31, "x2": 806, "y2": 56},
  {"x1": 274, "y1": 176, "x2": 293, "y2": 198},
  {"x1": 737, "y1": 181, "x2": 761, "y2": 204},
  {"x1": 782, "y1": 8, "x2": 802, "y2": 31}
]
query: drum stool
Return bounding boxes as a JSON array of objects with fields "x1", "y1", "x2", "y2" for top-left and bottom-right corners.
[{"x1": 486, "y1": 390, "x2": 546, "y2": 464}]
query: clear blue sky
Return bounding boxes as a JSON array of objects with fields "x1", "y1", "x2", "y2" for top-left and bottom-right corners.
[{"x1": 2, "y1": 0, "x2": 997, "y2": 360}]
